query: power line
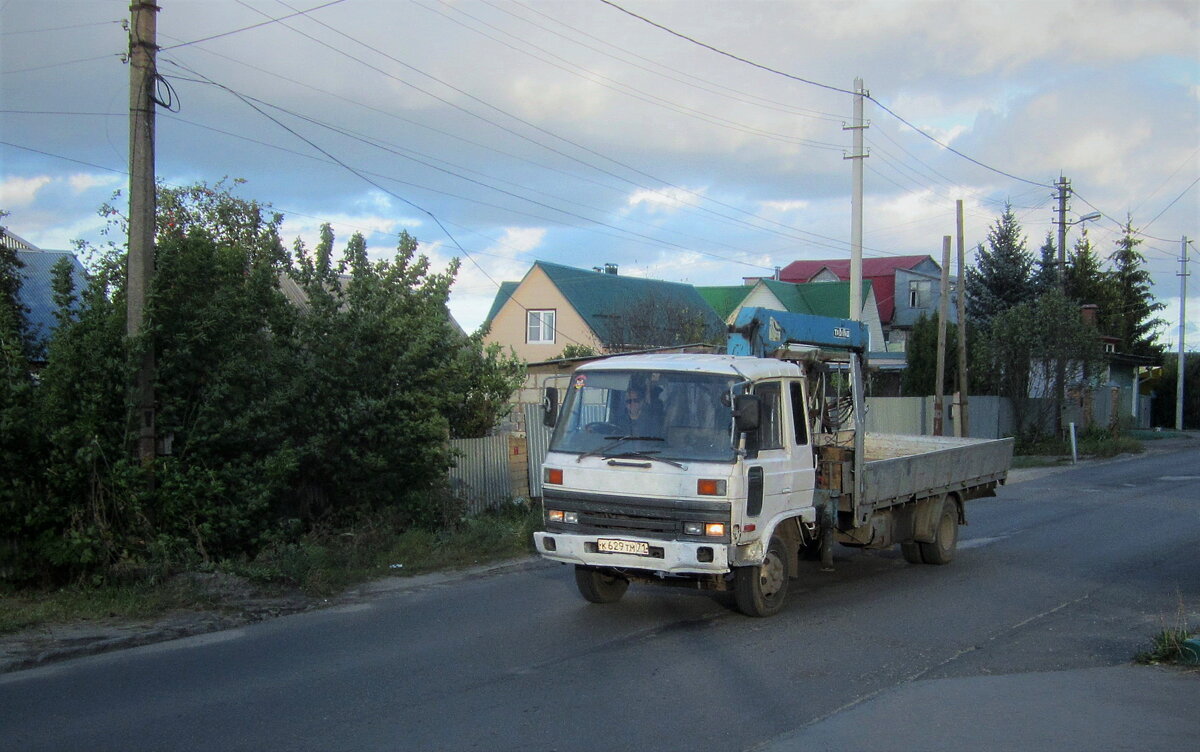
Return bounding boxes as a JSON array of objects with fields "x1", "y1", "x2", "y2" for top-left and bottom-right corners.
[
  {"x1": 597, "y1": 0, "x2": 1054, "y2": 190},
  {"x1": 191, "y1": 2, "x2": 879, "y2": 255},
  {"x1": 158, "y1": 0, "x2": 348, "y2": 51},
  {"x1": 496, "y1": 0, "x2": 847, "y2": 123},
  {"x1": 413, "y1": 0, "x2": 846, "y2": 149}
]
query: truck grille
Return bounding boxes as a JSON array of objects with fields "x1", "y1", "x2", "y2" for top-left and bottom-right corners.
[{"x1": 542, "y1": 490, "x2": 731, "y2": 543}]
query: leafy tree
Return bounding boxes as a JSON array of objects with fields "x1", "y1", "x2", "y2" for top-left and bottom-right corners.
[
  {"x1": 1108, "y1": 220, "x2": 1165, "y2": 357},
  {"x1": 595, "y1": 295, "x2": 724, "y2": 353},
  {"x1": 965, "y1": 205, "x2": 1035, "y2": 326},
  {"x1": 1, "y1": 183, "x2": 524, "y2": 584},
  {"x1": 1150, "y1": 353, "x2": 1200, "y2": 429},
  {"x1": 901, "y1": 314, "x2": 959, "y2": 396},
  {"x1": 974, "y1": 290, "x2": 1106, "y2": 437},
  {"x1": 556, "y1": 343, "x2": 598, "y2": 359}
]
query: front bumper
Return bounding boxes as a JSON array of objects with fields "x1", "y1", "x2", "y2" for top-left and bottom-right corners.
[{"x1": 533, "y1": 531, "x2": 730, "y2": 575}]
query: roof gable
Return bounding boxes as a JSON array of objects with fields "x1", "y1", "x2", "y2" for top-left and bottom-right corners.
[
  {"x1": 760, "y1": 278, "x2": 872, "y2": 319},
  {"x1": 536, "y1": 261, "x2": 724, "y2": 345},
  {"x1": 777, "y1": 255, "x2": 934, "y2": 324},
  {"x1": 696, "y1": 285, "x2": 753, "y2": 320}
]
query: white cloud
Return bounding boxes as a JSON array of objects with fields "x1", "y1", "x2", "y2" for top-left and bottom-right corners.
[
  {"x1": 760, "y1": 199, "x2": 810, "y2": 214},
  {"x1": 627, "y1": 186, "x2": 707, "y2": 213},
  {"x1": 67, "y1": 173, "x2": 120, "y2": 194},
  {"x1": 0, "y1": 176, "x2": 52, "y2": 208}
]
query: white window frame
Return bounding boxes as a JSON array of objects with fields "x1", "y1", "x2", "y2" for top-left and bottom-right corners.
[{"x1": 527, "y1": 309, "x2": 556, "y2": 344}]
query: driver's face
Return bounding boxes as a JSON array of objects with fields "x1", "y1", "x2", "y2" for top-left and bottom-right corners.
[{"x1": 626, "y1": 391, "x2": 644, "y2": 418}]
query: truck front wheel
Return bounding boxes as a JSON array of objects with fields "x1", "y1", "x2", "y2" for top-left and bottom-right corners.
[
  {"x1": 918, "y1": 499, "x2": 958, "y2": 565},
  {"x1": 733, "y1": 535, "x2": 790, "y2": 617},
  {"x1": 574, "y1": 566, "x2": 629, "y2": 603}
]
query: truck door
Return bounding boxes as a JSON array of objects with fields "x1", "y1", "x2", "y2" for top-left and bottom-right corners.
[
  {"x1": 787, "y1": 379, "x2": 817, "y2": 504},
  {"x1": 744, "y1": 381, "x2": 792, "y2": 532}
]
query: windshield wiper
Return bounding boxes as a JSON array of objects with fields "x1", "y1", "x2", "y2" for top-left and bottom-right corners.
[
  {"x1": 604, "y1": 450, "x2": 686, "y2": 470},
  {"x1": 576, "y1": 435, "x2": 664, "y2": 462}
]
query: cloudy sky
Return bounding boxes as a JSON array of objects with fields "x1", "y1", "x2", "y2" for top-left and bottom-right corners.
[{"x1": 2, "y1": 0, "x2": 1197, "y2": 344}]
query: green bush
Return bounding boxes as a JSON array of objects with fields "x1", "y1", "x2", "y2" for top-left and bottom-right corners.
[{"x1": 0, "y1": 183, "x2": 524, "y2": 587}]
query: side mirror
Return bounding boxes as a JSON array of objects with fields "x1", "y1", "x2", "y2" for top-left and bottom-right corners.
[
  {"x1": 542, "y1": 387, "x2": 559, "y2": 428},
  {"x1": 733, "y1": 394, "x2": 760, "y2": 433}
]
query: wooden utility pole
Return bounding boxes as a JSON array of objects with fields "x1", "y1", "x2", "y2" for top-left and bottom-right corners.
[
  {"x1": 955, "y1": 200, "x2": 969, "y2": 436},
  {"x1": 128, "y1": 1, "x2": 158, "y2": 464},
  {"x1": 934, "y1": 236, "x2": 951, "y2": 436}
]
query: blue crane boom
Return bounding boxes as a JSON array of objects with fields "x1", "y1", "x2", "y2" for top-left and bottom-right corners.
[{"x1": 727, "y1": 307, "x2": 868, "y2": 358}]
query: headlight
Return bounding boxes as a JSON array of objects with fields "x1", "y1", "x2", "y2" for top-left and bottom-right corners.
[
  {"x1": 705, "y1": 523, "x2": 726, "y2": 537},
  {"x1": 684, "y1": 522, "x2": 704, "y2": 536}
]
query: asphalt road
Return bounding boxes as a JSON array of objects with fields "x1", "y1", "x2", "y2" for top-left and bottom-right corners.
[{"x1": 2, "y1": 443, "x2": 1198, "y2": 751}]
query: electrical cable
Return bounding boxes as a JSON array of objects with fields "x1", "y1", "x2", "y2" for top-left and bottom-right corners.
[
  {"x1": 158, "y1": 0, "x2": 348, "y2": 51},
  {"x1": 596, "y1": 0, "x2": 1055, "y2": 190},
  {"x1": 244, "y1": 0, "x2": 871, "y2": 255},
  {"x1": 410, "y1": 0, "x2": 845, "y2": 150}
]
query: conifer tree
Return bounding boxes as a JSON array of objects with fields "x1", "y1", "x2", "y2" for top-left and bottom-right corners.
[
  {"x1": 1031, "y1": 232, "x2": 1059, "y2": 294},
  {"x1": 1108, "y1": 219, "x2": 1165, "y2": 356},
  {"x1": 965, "y1": 205, "x2": 1034, "y2": 325}
]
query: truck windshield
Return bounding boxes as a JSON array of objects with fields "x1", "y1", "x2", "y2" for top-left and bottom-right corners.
[{"x1": 549, "y1": 370, "x2": 738, "y2": 463}]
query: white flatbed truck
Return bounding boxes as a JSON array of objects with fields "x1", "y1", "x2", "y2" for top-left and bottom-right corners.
[{"x1": 533, "y1": 308, "x2": 1013, "y2": 616}]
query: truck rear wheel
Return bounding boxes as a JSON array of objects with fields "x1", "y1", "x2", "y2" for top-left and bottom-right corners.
[
  {"x1": 900, "y1": 542, "x2": 924, "y2": 564},
  {"x1": 574, "y1": 566, "x2": 629, "y2": 603},
  {"x1": 918, "y1": 499, "x2": 958, "y2": 565},
  {"x1": 734, "y1": 535, "x2": 790, "y2": 617}
]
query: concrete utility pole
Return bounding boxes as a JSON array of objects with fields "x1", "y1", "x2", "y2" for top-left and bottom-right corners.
[
  {"x1": 934, "y1": 236, "x2": 951, "y2": 436},
  {"x1": 1178, "y1": 237, "x2": 1190, "y2": 431},
  {"x1": 1055, "y1": 176, "x2": 1070, "y2": 291},
  {"x1": 956, "y1": 200, "x2": 969, "y2": 437},
  {"x1": 844, "y1": 77, "x2": 868, "y2": 322},
  {"x1": 1054, "y1": 176, "x2": 1071, "y2": 436},
  {"x1": 128, "y1": 1, "x2": 158, "y2": 465}
]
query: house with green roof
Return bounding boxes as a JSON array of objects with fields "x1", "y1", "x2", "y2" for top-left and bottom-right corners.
[
  {"x1": 697, "y1": 278, "x2": 886, "y2": 352},
  {"x1": 482, "y1": 261, "x2": 725, "y2": 362}
]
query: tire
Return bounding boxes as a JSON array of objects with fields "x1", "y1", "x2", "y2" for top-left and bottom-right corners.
[
  {"x1": 733, "y1": 535, "x2": 790, "y2": 617},
  {"x1": 574, "y1": 566, "x2": 629, "y2": 603},
  {"x1": 918, "y1": 498, "x2": 958, "y2": 565},
  {"x1": 900, "y1": 541, "x2": 924, "y2": 564}
]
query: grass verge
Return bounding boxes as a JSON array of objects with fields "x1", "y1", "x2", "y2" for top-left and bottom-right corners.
[
  {"x1": 0, "y1": 502, "x2": 541, "y2": 636},
  {"x1": 1135, "y1": 597, "x2": 1198, "y2": 666}
]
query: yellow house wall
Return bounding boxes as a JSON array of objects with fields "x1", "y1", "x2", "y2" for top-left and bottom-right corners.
[{"x1": 482, "y1": 265, "x2": 599, "y2": 362}]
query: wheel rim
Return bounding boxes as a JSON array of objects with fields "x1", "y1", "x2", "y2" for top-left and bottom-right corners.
[
  {"x1": 759, "y1": 551, "x2": 785, "y2": 597},
  {"x1": 938, "y1": 508, "x2": 956, "y2": 553}
]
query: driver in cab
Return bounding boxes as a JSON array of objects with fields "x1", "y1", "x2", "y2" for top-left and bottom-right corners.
[{"x1": 619, "y1": 385, "x2": 663, "y2": 437}]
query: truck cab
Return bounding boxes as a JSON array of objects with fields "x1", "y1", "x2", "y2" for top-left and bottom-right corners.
[{"x1": 534, "y1": 353, "x2": 827, "y2": 616}]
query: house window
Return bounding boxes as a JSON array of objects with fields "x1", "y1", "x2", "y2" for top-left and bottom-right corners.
[
  {"x1": 909, "y1": 280, "x2": 933, "y2": 309},
  {"x1": 527, "y1": 309, "x2": 556, "y2": 344}
]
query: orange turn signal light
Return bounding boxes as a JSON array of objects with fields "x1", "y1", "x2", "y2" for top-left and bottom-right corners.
[
  {"x1": 544, "y1": 468, "x2": 563, "y2": 485},
  {"x1": 697, "y1": 479, "x2": 727, "y2": 496}
]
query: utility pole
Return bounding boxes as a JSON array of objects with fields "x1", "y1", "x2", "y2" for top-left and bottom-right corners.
[
  {"x1": 128, "y1": 1, "x2": 158, "y2": 465},
  {"x1": 956, "y1": 199, "x2": 969, "y2": 437},
  {"x1": 1054, "y1": 176, "x2": 1071, "y2": 436},
  {"x1": 934, "y1": 236, "x2": 951, "y2": 436},
  {"x1": 844, "y1": 77, "x2": 868, "y2": 322},
  {"x1": 1178, "y1": 237, "x2": 1190, "y2": 432}
]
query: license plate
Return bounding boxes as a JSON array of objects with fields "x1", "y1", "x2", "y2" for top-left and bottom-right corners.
[{"x1": 597, "y1": 538, "x2": 650, "y2": 556}]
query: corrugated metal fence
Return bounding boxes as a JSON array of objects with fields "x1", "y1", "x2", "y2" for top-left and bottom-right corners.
[
  {"x1": 448, "y1": 433, "x2": 511, "y2": 515},
  {"x1": 525, "y1": 404, "x2": 553, "y2": 498}
]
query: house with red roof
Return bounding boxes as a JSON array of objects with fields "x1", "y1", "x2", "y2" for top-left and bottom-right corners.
[{"x1": 768, "y1": 255, "x2": 955, "y2": 352}]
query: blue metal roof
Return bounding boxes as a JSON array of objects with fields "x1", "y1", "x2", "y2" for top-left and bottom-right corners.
[{"x1": 15, "y1": 250, "x2": 87, "y2": 348}]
